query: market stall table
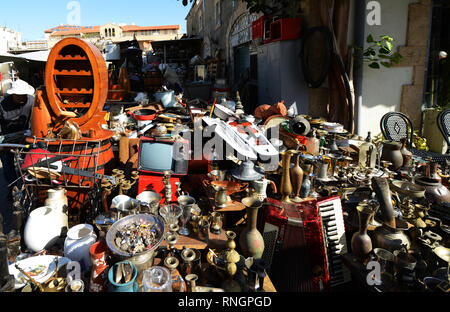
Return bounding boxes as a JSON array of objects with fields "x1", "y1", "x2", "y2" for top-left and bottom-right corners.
[{"x1": 160, "y1": 228, "x2": 227, "y2": 250}]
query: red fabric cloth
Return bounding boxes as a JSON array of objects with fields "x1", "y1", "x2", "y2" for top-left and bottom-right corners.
[
  {"x1": 254, "y1": 104, "x2": 271, "y2": 120},
  {"x1": 253, "y1": 102, "x2": 287, "y2": 120}
]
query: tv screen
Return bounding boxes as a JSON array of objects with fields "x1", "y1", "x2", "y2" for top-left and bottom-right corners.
[{"x1": 138, "y1": 140, "x2": 188, "y2": 175}]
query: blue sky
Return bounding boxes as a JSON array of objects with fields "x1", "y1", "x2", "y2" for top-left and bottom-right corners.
[{"x1": 1, "y1": 0, "x2": 192, "y2": 41}]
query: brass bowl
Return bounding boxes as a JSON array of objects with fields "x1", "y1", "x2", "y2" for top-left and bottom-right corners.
[
  {"x1": 390, "y1": 180, "x2": 426, "y2": 199},
  {"x1": 434, "y1": 246, "x2": 450, "y2": 263}
]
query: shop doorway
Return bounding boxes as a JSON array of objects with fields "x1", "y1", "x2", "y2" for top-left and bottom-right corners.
[{"x1": 424, "y1": 1, "x2": 450, "y2": 109}]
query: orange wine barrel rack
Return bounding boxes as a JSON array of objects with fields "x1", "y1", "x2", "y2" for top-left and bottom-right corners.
[
  {"x1": 45, "y1": 38, "x2": 109, "y2": 126},
  {"x1": 28, "y1": 38, "x2": 115, "y2": 210}
]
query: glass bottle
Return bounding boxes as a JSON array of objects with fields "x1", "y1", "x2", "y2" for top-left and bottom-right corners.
[
  {"x1": 300, "y1": 174, "x2": 311, "y2": 198},
  {"x1": 142, "y1": 266, "x2": 172, "y2": 292},
  {"x1": 306, "y1": 130, "x2": 320, "y2": 156},
  {"x1": 358, "y1": 132, "x2": 377, "y2": 169}
]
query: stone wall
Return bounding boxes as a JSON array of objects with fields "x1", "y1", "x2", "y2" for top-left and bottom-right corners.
[{"x1": 395, "y1": 0, "x2": 432, "y2": 128}]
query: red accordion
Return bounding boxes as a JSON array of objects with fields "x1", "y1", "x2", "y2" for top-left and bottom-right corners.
[{"x1": 258, "y1": 196, "x2": 351, "y2": 292}]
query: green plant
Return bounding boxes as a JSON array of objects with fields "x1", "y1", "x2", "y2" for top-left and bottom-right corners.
[{"x1": 356, "y1": 35, "x2": 402, "y2": 69}]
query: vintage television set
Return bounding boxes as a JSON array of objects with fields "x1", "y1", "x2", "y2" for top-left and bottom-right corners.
[
  {"x1": 137, "y1": 137, "x2": 189, "y2": 203},
  {"x1": 259, "y1": 196, "x2": 351, "y2": 292}
]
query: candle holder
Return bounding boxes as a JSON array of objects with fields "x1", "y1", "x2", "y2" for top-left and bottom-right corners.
[
  {"x1": 210, "y1": 212, "x2": 223, "y2": 235},
  {"x1": 177, "y1": 195, "x2": 196, "y2": 236}
]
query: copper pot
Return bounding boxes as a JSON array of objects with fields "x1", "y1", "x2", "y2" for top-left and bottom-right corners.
[
  {"x1": 415, "y1": 177, "x2": 450, "y2": 204},
  {"x1": 373, "y1": 219, "x2": 411, "y2": 253}
]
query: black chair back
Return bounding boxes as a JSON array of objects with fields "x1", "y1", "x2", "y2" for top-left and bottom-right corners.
[
  {"x1": 380, "y1": 112, "x2": 414, "y2": 148},
  {"x1": 437, "y1": 108, "x2": 450, "y2": 150}
]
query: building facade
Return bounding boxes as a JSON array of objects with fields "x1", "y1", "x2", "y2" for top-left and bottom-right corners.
[
  {"x1": 0, "y1": 27, "x2": 22, "y2": 54},
  {"x1": 45, "y1": 23, "x2": 183, "y2": 52},
  {"x1": 186, "y1": 0, "x2": 261, "y2": 86},
  {"x1": 186, "y1": 0, "x2": 443, "y2": 145}
]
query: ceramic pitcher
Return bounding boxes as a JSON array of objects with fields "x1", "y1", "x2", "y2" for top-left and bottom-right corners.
[
  {"x1": 24, "y1": 206, "x2": 61, "y2": 252},
  {"x1": 251, "y1": 178, "x2": 277, "y2": 201},
  {"x1": 45, "y1": 187, "x2": 69, "y2": 234},
  {"x1": 64, "y1": 224, "x2": 97, "y2": 272}
]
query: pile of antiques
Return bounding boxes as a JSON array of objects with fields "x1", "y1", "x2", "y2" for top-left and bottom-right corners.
[{"x1": 0, "y1": 38, "x2": 449, "y2": 293}]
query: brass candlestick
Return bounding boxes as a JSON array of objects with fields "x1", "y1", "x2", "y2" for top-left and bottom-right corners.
[{"x1": 163, "y1": 171, "x2": 173, "y2": 204}]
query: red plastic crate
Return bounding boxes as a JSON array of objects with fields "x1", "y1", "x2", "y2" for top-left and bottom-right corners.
[
  {"x1": 252, "y1": 16, "x2": 266, "y2": 40},
  {"x1": 264, "y1": 18, "x2": 302, "y2": 43}
]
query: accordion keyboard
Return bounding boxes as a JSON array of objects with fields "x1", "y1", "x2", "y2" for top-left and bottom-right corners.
[{"x1": 318, "y1": 198, "x2": 352, "y2": 287}]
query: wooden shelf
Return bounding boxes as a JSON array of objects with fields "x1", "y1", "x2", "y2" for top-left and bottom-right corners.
[
  {"x1": 56, "y1": 55, "x2": 88, "y2": 61},
  {"x1": 54, "y1": 69, "x2": 92, "y2": 76},
  {"x1": 57, "y1": 88, "x2": 93, "y2": 95},
  {"x1": 63, "y1": 102, "x2": 92, "y2": 108}
]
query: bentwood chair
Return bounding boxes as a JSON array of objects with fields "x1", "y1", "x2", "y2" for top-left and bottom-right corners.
[
  {"x1": 437, "y1": 108, "x2": 450, "y2": 154},
  {"x1": 380, "y1": 112, "x2": 450, "y2": 162}
]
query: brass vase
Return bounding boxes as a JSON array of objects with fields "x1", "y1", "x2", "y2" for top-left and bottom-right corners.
[
  {"x1": 351, "y1": 204, "x2": 374, "y2": 258},
  {"x1": 290, "y1": 151, "x2": 304, "y2": 202},
  {"x1": 239, "y1": 197, "x2": 265, "y2": 259},
  {"x1": 280, "y1": 151, "x2": 293, "y2": 202}
]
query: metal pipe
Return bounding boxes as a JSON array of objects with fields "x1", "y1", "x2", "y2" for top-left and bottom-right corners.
[{"x1": 354, "y1": 0, "x2": 366, "y2": 135}]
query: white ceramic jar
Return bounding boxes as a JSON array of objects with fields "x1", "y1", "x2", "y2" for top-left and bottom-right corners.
[
  {"x1": 64, "y1": 224, "x2": 97, "y2": 271},
  {"x1": 24, "y1": 206, "x2": 61, "y2": 252},
  {"x1": 45, "y1": 187, "x2": 69, "y2": 232}
]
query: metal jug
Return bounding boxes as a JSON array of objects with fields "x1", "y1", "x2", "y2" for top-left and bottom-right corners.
[{"x1": 251, "y1": 178, "x2": 277, "y2": 201}]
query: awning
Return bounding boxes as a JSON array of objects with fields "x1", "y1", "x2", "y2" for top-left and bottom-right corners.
[{"x1": 0, "y1": 50, "x2": 49, "y2": 63}]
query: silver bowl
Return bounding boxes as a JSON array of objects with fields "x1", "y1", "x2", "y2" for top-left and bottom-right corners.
[
  {"x1": 105, "y1": 213, "x2": 166, "y2": 258},
  {"x1": 136, "y1": 191, "x2": 162, "y2": 214},
  {"x1": 136, "y1": 191, "x2": 162, "y2": 205},
  {"x1": 111, "y1": 195, "x2": 139, "y2": 212}
]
